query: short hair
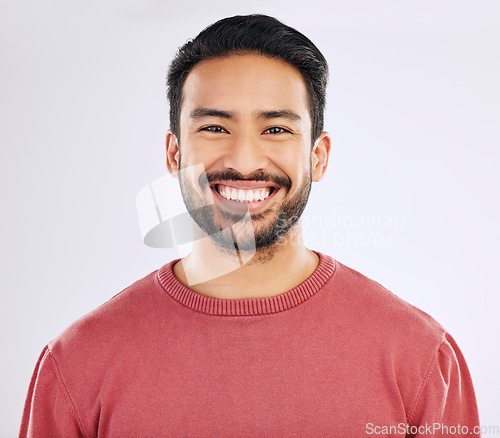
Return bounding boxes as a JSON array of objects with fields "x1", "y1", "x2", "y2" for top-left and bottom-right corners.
[{"x1": 166, "y1": 14, "x2": 329, "y2": 144}]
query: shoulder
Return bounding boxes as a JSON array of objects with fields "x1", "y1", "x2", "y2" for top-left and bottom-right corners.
[
  {"x1": 324, "y1": 258, "x2": 456, "y2": 406},
  {"x1": 48, "y1": 266, "x2": 167, "y2": 359},
  {"x1": 327, "y1": 258, "x2": 447, "y2": 349}
]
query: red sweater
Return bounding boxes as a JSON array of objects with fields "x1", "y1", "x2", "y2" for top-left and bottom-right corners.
[{"x1": 20, "y1": 252, "x2": 480, "y2": 437}]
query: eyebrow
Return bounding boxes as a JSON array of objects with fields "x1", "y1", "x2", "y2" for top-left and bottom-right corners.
[
  {"x1": 189, "y1": 107, "x2": 302, "y2": 122},
  {"x1": 257, "y1": 110, "x2": 302, "y2": 122},
  {"x1": 189, "y1": 108, "x2": 234, "y2": 119}
]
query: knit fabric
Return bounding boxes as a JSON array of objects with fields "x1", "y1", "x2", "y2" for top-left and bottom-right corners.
[{"x1": 20, "y1": 252, "x2": 480, "y2": 437}]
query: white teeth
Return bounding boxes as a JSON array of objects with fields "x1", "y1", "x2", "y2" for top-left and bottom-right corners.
[
  {"x1": 216, "y1": 185, "x2": 273, "y2": 203},
  {"x1": 237, "y1": 189, "x2": 246, "y2": 202}
]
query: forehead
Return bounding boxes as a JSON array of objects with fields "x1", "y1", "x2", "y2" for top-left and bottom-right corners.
[{"x1": 180, "y1": 54, "x2": 310, "y2": 122}]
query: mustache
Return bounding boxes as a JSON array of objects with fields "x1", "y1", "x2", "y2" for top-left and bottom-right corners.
[{"x1": 202, "y1": 170, "x2": 292, "y2": 191}]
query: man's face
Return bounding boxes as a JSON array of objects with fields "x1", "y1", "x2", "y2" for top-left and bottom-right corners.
[{"x1": 171, "y1": 54, "x2": 317, "y2": 253}]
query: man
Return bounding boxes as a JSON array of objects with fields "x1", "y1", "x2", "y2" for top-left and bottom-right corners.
[{"x1": 20, "y1": 14, "x2": 480, "y2": 437}]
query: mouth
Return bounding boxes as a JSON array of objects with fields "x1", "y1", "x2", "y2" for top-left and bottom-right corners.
[{"x1": 209, "y1": 182, "x2": 280, "y2": 213}]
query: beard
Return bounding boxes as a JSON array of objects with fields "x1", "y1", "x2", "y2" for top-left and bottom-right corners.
[{"x1": 177, "y1": 157, "x2": 312, "y2": 258}]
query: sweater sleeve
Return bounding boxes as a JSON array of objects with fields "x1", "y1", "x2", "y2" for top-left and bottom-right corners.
[
  {"x1": 19, "y1": 346, "x2": 88, "y2": 438},
  {"x1": 407, "y1": 332, "x2": 481, "y2": 437}
]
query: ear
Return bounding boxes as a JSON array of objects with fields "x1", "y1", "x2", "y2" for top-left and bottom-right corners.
[
  {"x1": 166, "y1": 129, "x2": 180, "y2": 179},
  {"x1": 311, "y1": 131, "x2": 331, "y2": 182}
]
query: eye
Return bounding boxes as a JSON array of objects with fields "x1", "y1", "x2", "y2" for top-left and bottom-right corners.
[
  {"x1": 200, "y1": 125, "x2": 228, "y2": 134},
  {"x1": 263, "y1": 127, "x2": 291, "y2": 135}
]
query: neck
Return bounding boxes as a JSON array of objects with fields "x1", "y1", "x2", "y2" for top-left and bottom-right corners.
[{"x1": 173, "y1": 220, "x2": 319, "y2": 299}]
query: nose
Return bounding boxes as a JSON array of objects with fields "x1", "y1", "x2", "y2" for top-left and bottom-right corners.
[{"x1": 222, "y1": 131, "x2": 268, "y2": 175}]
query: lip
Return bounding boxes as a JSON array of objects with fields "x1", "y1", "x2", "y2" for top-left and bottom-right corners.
[
  {"x1": 209, "y1": 180, "x2": 280, "y2": 190},
  {"x1": 210, "y1": 185, "x2": 281, "y2": 213}
]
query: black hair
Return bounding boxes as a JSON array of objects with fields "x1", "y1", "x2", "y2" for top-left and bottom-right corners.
[{"x1": 166, "y1": 14, "x2": 328, "y2": 144}]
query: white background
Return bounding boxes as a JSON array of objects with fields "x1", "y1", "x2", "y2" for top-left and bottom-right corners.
[{"x1": 1, "y1": 0, "x2": 499, "y2": 435}]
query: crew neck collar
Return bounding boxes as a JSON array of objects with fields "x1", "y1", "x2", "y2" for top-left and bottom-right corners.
[{"x1": 157, "y1": 251, "x2": 336, "y2": 316}]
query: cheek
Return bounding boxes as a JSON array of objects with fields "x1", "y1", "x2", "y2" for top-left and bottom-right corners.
[
  {"x1": 181, "y1": 136, "x2": 226, "y2": 165},
  {"x1": 277, "y1": 152, "x2": 311, "y2": 179}
]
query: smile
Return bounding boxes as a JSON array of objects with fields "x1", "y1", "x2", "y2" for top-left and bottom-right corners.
[
  {"x1": 210, "y1": 182, "x2": 280, "y2": 213},
  {"x1": 215, "y1": 184, "x2": 276, "y2": 203}
]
